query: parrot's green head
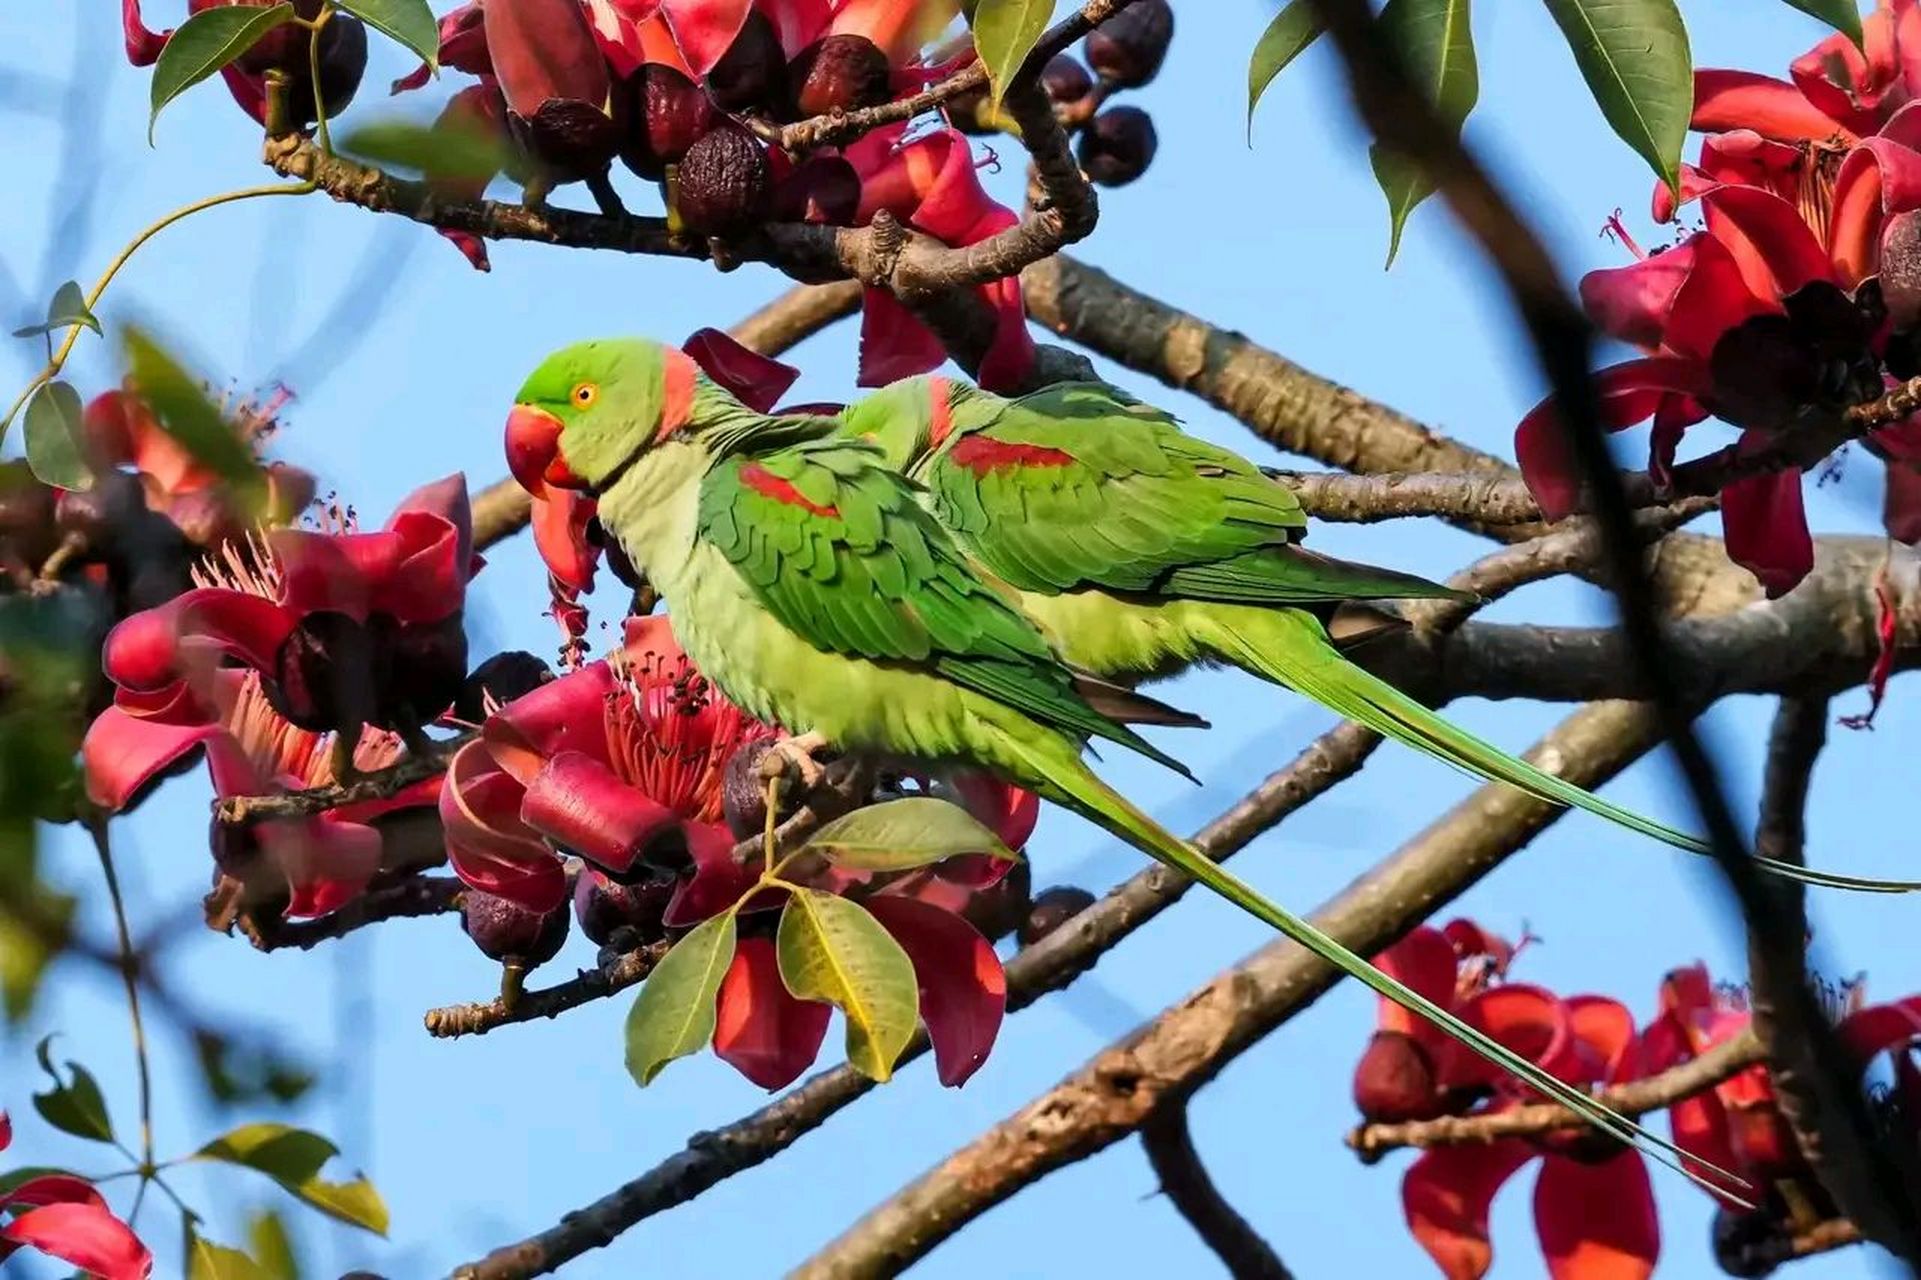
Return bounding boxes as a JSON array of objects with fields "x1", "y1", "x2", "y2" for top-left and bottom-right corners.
[{"x1": 507, "y1": 338, "x2": 703, "y2": 495}]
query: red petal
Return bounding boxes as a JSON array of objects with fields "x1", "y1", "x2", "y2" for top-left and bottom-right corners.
[
  {"x1": 1690, "y1": 70, "x2": 1851, "y2": 143},
  {"x1": 1664, "y1": 233, "x2": 1777, "y2": 363},
  {"x1": 1514, "y1": 358, "x2": 1705, "y2": 520},
  {"x1": 1534, "y1": 1153, "x2": 1660, "y2": 1280},
  {"x1": 761, "y1": 0, "x2": 834, "y2": 55},
  {"x1": 1669, "y1": 1089, "x2": 1745, "y2": 1201},
  {"x1": 1839, "y1": 995, "x2": 1921, "y2": 1062},
  {"x1": 375, "y1": 474, "x2": 473, "y2": 621},
  {"x1": 484, "y1": 660, "x2": 618, "y2": 784},
  {"x1": 867, "y1": 896, "x2": 1006, "y2": 1086},
  {"x1": 1720, "y1": 453, "x2": 1814, "y2": 598},
  {"x1": 713, "y1": 936, "x2": 832, "y2": 1089},
  {"x1": 0, "y1": 1202, "x2": 152, "y2": 1280},
  {"x1": 1579, "y1": 240, "x2": 1698, "y2": 348},
  {"x1": 263, "y1": 816, "x2": 382, "y2": 918},
  {"x1": 1649, "y1": 393, "x2": 1708, "y2": 487},
  {"x1": 1790, "y1": 28, "x2": 1894, "y2": 139},
  {"x1": 664, "y1": 822, "x2": 765, "y2": 926},
  {"x1": 660, "y1": 0, "x2": 754, "y2": 75},
  {"x1": 1563, "y1": 994, "x2": 1640, "y2": 1085},
  {"x1": 1701, "y1": 185, "x2": 1836, "y2": 304},
  {"x1": 827, "y1": 0, "x2": 936, "y2": 62},
  {"x1": 858, "y1": 287, "x2": 950, "y2": 386},
  {"x1": 3, "y1": 1175, "x2": 103, "y2": 1211},
  {"x1": 440, "y1": 740, "x2": 567, "y2": 912},
  {"x1": 583, "y1": 0, "x2": 653, "y2": 76},
  {"x1": 102, "y1": 589, "x2": 294, "y2": 693},
  {"x1": 521, "y1": 751, "x2": 682, "y2": 875},
  {"x1": 122, "y1": 0, "x2": 169, "y2": 66},
  {"x1": 81, "y1": 705, "x2": 230, "y2": 811},
  {"x1": 0, "y1": 1111, "x2": 9, "y2": 1151},
  {"x1": 1403, "y1": 1141, "x2": 1535, "y2": 1280},
  {"x1": 1371, "y1": 926, "x2": 1461, "y2": 1059},
  {"x1": 1447, "y1": 984, "x2": 1572, "y2": 1094},
  {"x1": 532, "y1": 489, "x2": 600, "y2": 594},
  {"x1": 1440, "y1": 918, "x2": 1514, "y2": 969},
  {"x1": 948, "y1": 770, "x2": 1040, "y2": 849},
  {"x1": 976, "y1": 274, "x2": 1037, "y2": 394},
  {"x1": 682, "y1": 328, "x2": 801, "y2": 412},
  {"x1": 1830, "y1": 130, "x2": 1921, "y2": 286},
  {"x1": 485, "y1": 0, "x2": 614, "y2": 117}
]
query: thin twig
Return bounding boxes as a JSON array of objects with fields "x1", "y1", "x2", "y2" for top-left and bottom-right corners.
[
  {"x1": 424, "y1": 941, "x2": 668, "y2": 1039},
  {"x1": 215, "y1": 736, "x2": 465, "y2": 825},
  {"x1": 242, "y1": 875, "x2": 463, "y2": 952},
  {"x1": 87, "y1": 819, "x2": 154, "y2": 1184},
  {"x1": 1141, "y1": 1104, "x2": 1292, "y2": 1279}
]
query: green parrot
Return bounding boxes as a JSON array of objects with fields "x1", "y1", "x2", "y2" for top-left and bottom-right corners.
[
  {"x1": 833, "y1": 374, "x2": 1918, "y2": 895},
  {"x1": 505, "y1": 336, "x2": 1722, "y2": 1164}
]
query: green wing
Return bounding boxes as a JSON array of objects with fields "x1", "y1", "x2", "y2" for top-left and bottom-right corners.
[
  {"x1": 926, "y1": 382, "x2": 1462, "y2": 605},
  {"x1": 697, "y1": 437, "x2": 1192, "y2": 775}
]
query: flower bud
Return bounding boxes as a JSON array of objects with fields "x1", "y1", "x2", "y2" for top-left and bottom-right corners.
[
  {"x1": 461, "y1": 888, "x2": 571, "y2": 967},
  {"x1": 787, "y1": 34, "x2": 893, "y2": 118},
  {"x1": 455, "y1": 650, "x2": 554, "y2": 724},
  {"x1": 1018, "y1": 885, "x2": 1095, "y2": 946},
  {"x1": 620, "y1": 63, "x2": 714, "y2": 180},
  {"x1": 1084, "y1": 0, "x2": 1173, "y2": 88},
  {"x1": 1077, "y1": 106, "x2": 1157, "y2": 187},
  {"x1": 573, "y1": 867, "x2": 673, "y2": 948},
  {"x1": 1712, "y1": 1204, "x2": 1794, "y2": 1278},
  {"x1": 1041, "y1": 54, "x2": 1094, "y2": 107},
  {"x1": 1352, "y1": 1030, "x2": 1441, "y2": 1123},
  {"x1": 677, "y1": 125, "x2": 773, "y2": 236},
  {"x1": 705, "y1": 10, "x2": 788, "y2": 114}
]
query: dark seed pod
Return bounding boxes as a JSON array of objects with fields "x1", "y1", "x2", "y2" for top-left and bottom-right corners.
[
  {"x1": 1083, "y1": 0, "x2": 1173, "y2": 88},
  {"x1": 461, "y1": 889, "x2": 571, "y2": 967},
  {"x1": 376, "y1": 612, "x2": 468, "y2": 731},
  {"x1": 455, "y1": 650, "x2": 555, "y2": 724},
  {"x1": 620, "y1": 63, "x2": 715, "y2": 180},
  {"x1": 1076, "y1": 106, "x2": 1157, "y2": 187},
  {"x1": 1881, "y1": 209, "x2": 1921, "y2": 330},
  {"x1": 772, "y1": 155, "x2": 861, "y2": 225},
  {"x1": 1711, "y1": 1205, "x2": 1794, "y2": 1278},
  {"x1": 573, "y1": 867, "x2": 673, "y2": 948},
  {"x1": 1040, "y1": 54, "x2": 1093, "y2": 108},
  {"x1": 787, "y1": 34, "x2": 892, "y2": 118},
  {"x1": 205, "y1": 0, "x2": 322, "y2": 76},
  {"x1": 722, "y1": 738, "x2": 784, "y2": 838},
  {"x1": 302, "y1": 10, "x2": 367, "y2": 123},
  {"x1": 1018, "y1": 885, "x2": 1095, "y2": 947},
  {"x1": 705, "y1": 10, "x2": 788, "y2": 114},
  {"x1": 1351, "y1": 1030, "x2": 1440, "y2": 1123},
  {"x1": 267, "y1": 610, "x2": 379, "y2": 734},
  {"x1": 944, "y1": 84, "x2": 997, "y2": 135},
  {"x1": 676, "y1": 125, "x2": 773, "y2": 236}
]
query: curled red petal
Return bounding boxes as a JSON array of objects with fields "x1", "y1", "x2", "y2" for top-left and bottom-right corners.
[
  {"x1": 1690, "y1": 69, "x2": 1850, "y2": 142},
  {"x1": 620, "y1": 613, "x2": 690, "y2": 665},
  {"x1": 867, "y1": 895, "x2": 1006, "y2": 1086},
  {"x1": 759, "y1": 0, "x2": 834, "y2": 55},
  {"x1": 1448, "y1": 984, "x2": 1572, "y2": 1094},
  {"x1": 1720, "y1": 457, "x2": 1814, "y2": 598},
  {"x1": 1668, "y1": 1088, "x2": 1745, "y2": 1203},
  {"x1": 486, "y1": 0, "x2": 615, "y2": 117},
  {"x1": 0, "y1": 1201, "x2": 153, "y2": 1280},
  {"x1": 1371, "y1": 926, "x2": 1461, "y2": 1059},
  {"x1": 1701, "y1": 185, "x2": 1836, "y2": 303},
  {"x1": 440, "y1": 229, "x2": 493, "y2": 270},
  {"x1": 440, "y1": 740, "x2": 567, "y2": 912},
  {"x1": 1790, "y1": 26, "x2": 1894, "y2": 138},
  {"x1": 81, "y1": 705, "x2": 232, "y2": 812},
  {"x1": 712, "y1": 936, "x2": 832, "y2": 1089},
  {"x1": 263, "y1": 816, "x2": 382, "y2": 918},
  {"x1": 682, "y1": 328, "x2": 801, "y2": 412},
  {"x1": 1838, "y1": 995, "x2": 1921, "y2": 1062},
  {"x1": 1666, "y1": 233, "x2": 1777, "y2": 362},
  {"x1": 1440, "y1": 918, "x2": 1513, "y2": 969},
  {"x1": 1649, "y1": 393, "x2": 1707, "y2": 487},
  {"x1": 858, "y1": 286, "x2": 951, "y2": 386},
  {"x1": 102, "y1": 589, "x2": 295, "y2": 693},
  {"x1": 1564, "y1": 994, "x2": 1640, "y2": 1085},
  {"x1": 828, "y1": 0, "x2": 940, "y2": 63},
  {"x1": 661, "y1": 0, "x2": 754, "y2": 75},
  {"x1": 664, "y1": 822, "x2": 763, "y2": 926},
  {"x1": 484, "y1": 659, "x2": 617, "y2": 784},
  {"x1": 1534, "y1": 1152, "x2": 1659, "y2": 1280},
  {"x1": 1579, "y1": 239, "x2": 1697, "y2": 348},
  {"x1": 376, "y1": 473, "x2": 473, "y2": 620},
  {"x1": 1830, "y1": 131, "x2": 1921, "y2": 286},
  {"x1": 1403, "y1": 1141, "x2": 1535, "y2": 1280},
  {"x1": 1514, "y1": 358, "x2": 1705, "y2": 520},
  {"x1": 122, "y1": 0, "x2": 170, "y2": 66},
  {"x1": 521, "y1": 750, "x2": 681, "y2": 875},
  {"x1": 976, "y1": 274, "x2": 1037, "y2": 393},
  {"x1": 394, "y1": 2, "x2": 491, "y2": 91},
  {"x1": 3, "y1": 1175, "x2": 103, "y2": 1211}
]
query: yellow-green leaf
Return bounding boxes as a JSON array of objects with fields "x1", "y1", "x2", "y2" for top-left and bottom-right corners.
[
  {"x1": 150, "y1": 3, "x2": 297, "y2": 143},
  {"x1": 1371, "y1": 0, "x2": 1478, "y2": 266},
  {"x1": 776, "y1": 890, "x2": 917, "y2": 1083},
  {"x1": 21, "y1": 381, "x2": 91, "y2": 491},
  {"x1": 1246, "y1": 1, "x2": 1324, "y2": 139},
  {"x1": 625, "y1": 911, "x2": 737, "y2": 1086},
  {"x1": 1780, "y1": 0, "x2": 1863, "y2": 47},
  {"x1": 1542, "y1": 0, "x2": 1692, "y2": 196},
  {"x1": 187, "y1": 1230, "x2": 275, "y2": 1280},
  {"x1": 11, "y1": 281, "x2": 100, "y2": 339},
  {"x1": 337, "y1": 0, "x2": 440, "y2": 69},
  {"x1": 123, "y1": 329, "x2": 265, "y2": 510},
  {"x1": 805, "y1": 797, "x2": 1014, "y2": 872},
  {"x1": 341, "y1": 119, "x2": 507, "y2": 184},
  {"x1": 32, "y1": 1036, "x2": 114, "y2": 1144},
  {"x1": 248, "y1": 1210, "x2": 301, "y2": 1280},
  {"x1": 195, "y1": 1124, "x2": 389, "y2": 1235},
  {"x1": 965, "y1": 0, "x2": 1056, "y2": 108}
]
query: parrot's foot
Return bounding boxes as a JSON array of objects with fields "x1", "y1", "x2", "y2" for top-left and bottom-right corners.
[{"x1": 758, "y1": 731, "x2": 830, "y2": 796}]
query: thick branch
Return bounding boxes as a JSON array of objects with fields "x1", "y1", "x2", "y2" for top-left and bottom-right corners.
[
  {"x1": 243, "y1": 875, "x2": 462, "y2": 952},
  {"x1": 1348, "y1": 1028, "x2": 1763, "y2": 1159},
  {"x1": 1141, "y1": 1105, "x2": 1292, "y2": 1280}
]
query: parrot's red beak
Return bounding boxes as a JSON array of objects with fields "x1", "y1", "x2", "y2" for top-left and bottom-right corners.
[{"x1": 505, "y1": 404, "x2": 584, "y2": 493}]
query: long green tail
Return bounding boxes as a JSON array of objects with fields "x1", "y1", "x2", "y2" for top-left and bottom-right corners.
[
  {"x1": 1004, "y1": 733, "x2": 1745, "y2": 1194},
  {"x1": 1199, "y1": 607, "x2": 1921, "y2": 895}
]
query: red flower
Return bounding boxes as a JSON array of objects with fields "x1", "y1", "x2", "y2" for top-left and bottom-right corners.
[
  {"x1": 845, "y1": 123, "x2": 1037, "y2": 391},
  {"x1": 588, "y1": 0, "x2": 953, "y2": 80},
  {"x1": 123, "y1": 0, "x2": 366, "y2": 130},
  {"x1": 0, "y1": 1112, "x2": 152, "y2": 1280},
  {"x1": 97, "y1": 475, "x2": 477, "y2": 738},
  {"x1": 514, "y1": 329, "x2": 800, "y2": 658},
  {"x1": 1353, "y1": 923, "x2": 1660, "y2": 1280}
]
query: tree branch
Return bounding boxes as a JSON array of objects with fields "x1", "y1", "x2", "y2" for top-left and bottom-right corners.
[
  {"x1": 1141, "y1": 1104, "x2": 1293, "y2": 1280},
  {"x1": 242, "y1": 875, "x2": 462, "y2": 952},
  {"x1": 215, "y1": 737, "x2": 464, "y2": 825},
  {"x1": 1347, "y1": 1027, "x2": 1764, "y2": 1160}
]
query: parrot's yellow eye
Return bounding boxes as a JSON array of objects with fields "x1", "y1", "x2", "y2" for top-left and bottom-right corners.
[{"x1": 571, "y1": 382, "x2": 599, "y2": 407}]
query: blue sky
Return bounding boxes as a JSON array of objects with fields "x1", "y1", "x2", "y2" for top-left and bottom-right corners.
[{"x1": 2, "y1": 2, "x2": 1917, "y2": 1277}]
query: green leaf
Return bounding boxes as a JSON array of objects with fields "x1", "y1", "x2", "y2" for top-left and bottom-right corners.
[
  {"x1": 0, "y1": 882, "x2": 75, "y2": 1023},
  {"x1": 149, "y1": 3, "x2": 297, "y2": 143},
  {"x1": 1780, "y1": 0, "x2": 1864, "y2": 47},
  {"x1": 122, "y1": 328, "x2": 266, "y2": 509},
  {"x1": 805, "y1": 797, "x2": 1014, "y2": 872},
  {"x1": 964, "y1": 0, "x2": 1056, "y2": 108},
  {"x1": 1246, "y1": 1, "x2": 1325, "y2": 139},
  {"x1": 22, "y1": 381, "x2": 91, "y2": 491},
  {"x1": 1371, "y1": 0, "x2": 1479, "y2": 266},
  {"x1": 248, "y1": 1210, "x2": 301, "y2": 1280},
  {"x1": 1542, "y1": 0, "x2": 1692, "y2": 195},
  {"x1": 186, "y1": 1225, "x2": 275, "y2": 1280},
  {"x1": 195, "y1": 1124, "x2": 389, "y2": 1235},
  {"x1": 775, "y1": 890, "x2": 917, "y2": 1083},
  {"x1": 336, "y1": 0, "x2": 440, "y2": 69},
  {"x1": 32, "y1": 1036, "x2": 114, "y2": 1143},
  {"x1": 11, "y1": 282, "x2": 100, "y2": 339},
  {"x1": 340, "y1": 119, "x2": 507, "y2": 184},
  {"x1": 624, "y1": 911, "x2": 737, "y2": 1086}
]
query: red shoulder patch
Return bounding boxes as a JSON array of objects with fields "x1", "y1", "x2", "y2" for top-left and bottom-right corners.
[
  {"x1": 741, "y1": 461, "x2": 840, "y2": 517},
  {"x1": 927, "y1": 377, "x2": 955, "y2": 449},
  {"x1": 948, "y1": 434, "x2": 1075, "y2": 475}
]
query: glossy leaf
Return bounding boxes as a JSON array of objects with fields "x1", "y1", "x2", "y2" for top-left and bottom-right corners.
[
  {"x1": 337, "y1": 0, "x2": 440, "y2": 68},
  {"x1": 123, "y1": 328, "x2": 265, "y2": 508},
  {"x1": 1780, "y1": 0, "x2": 1863, "y2": 46},
  {"x1": 32, "y1": 1037, "x2": 114, "y2": 1144},
  {"x1": 340, "y1": 119, "x2": 507, "y2": 184},
  {"x1": 1371, "y1": 0, "x2": 1478, "y2": 265},
  {"x1": 22, "y1": 381, "x2": 91, "y2": 491},
  {"x1": 11, "y1": 282, "x2": 100, "y2": 339},
  {"x1": 248, "y1": 1210, "x2": 300, "y2": 1280},
  {"x1": 805, "y1": 797, "x2": 1015, "y2": 872},
  {"x1": 625, "y1": 910, "x2": 737, "y2": 1086},
  {"x1": 776, "y1": 890, "x2": 918, "y2": 1082},
  {"x1": 195, "y1": 1124, "x2": 389, "y2": 1235},
  {"x1": 964, "y1": 0, "x2": 1054, "y2": 108},
  {"x1": 1246, "y1": 1, "x2": 1323, "y2": 137},
  {"x1": 1542, "y1": 0, "x2": 1691, "y2": 194},
  {"x1": 149, "y1": 3, "x2": 296, "y2": 142}
]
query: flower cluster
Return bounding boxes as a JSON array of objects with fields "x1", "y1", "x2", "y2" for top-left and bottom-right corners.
[
  {"x1": 1517, "y1": 0, "x2": 1921, "y2": 596},
  {"x1": 0, "y1": 1113, "x2": 151, "y2": 1280},
  {"x1": 123, "y1": 0, "x2": 369, "y2": 130}
]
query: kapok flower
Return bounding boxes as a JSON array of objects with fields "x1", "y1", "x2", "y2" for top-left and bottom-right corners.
[
  {"x1": 845, "y1": 123, "x2": 1037, "y2": 390},
  {"x1": 98, "y1": 475, "x2": 477, "y2": 739},
  {"x1": 1354, "y1": 922, "x2": 1660, "y2": 1280},
  {"x1": 123, "y1": 0, "x2": 368, "y2": 131},
  {"x1": 0, "y1": 1112, "x2": 151, "y2": 1280}
]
